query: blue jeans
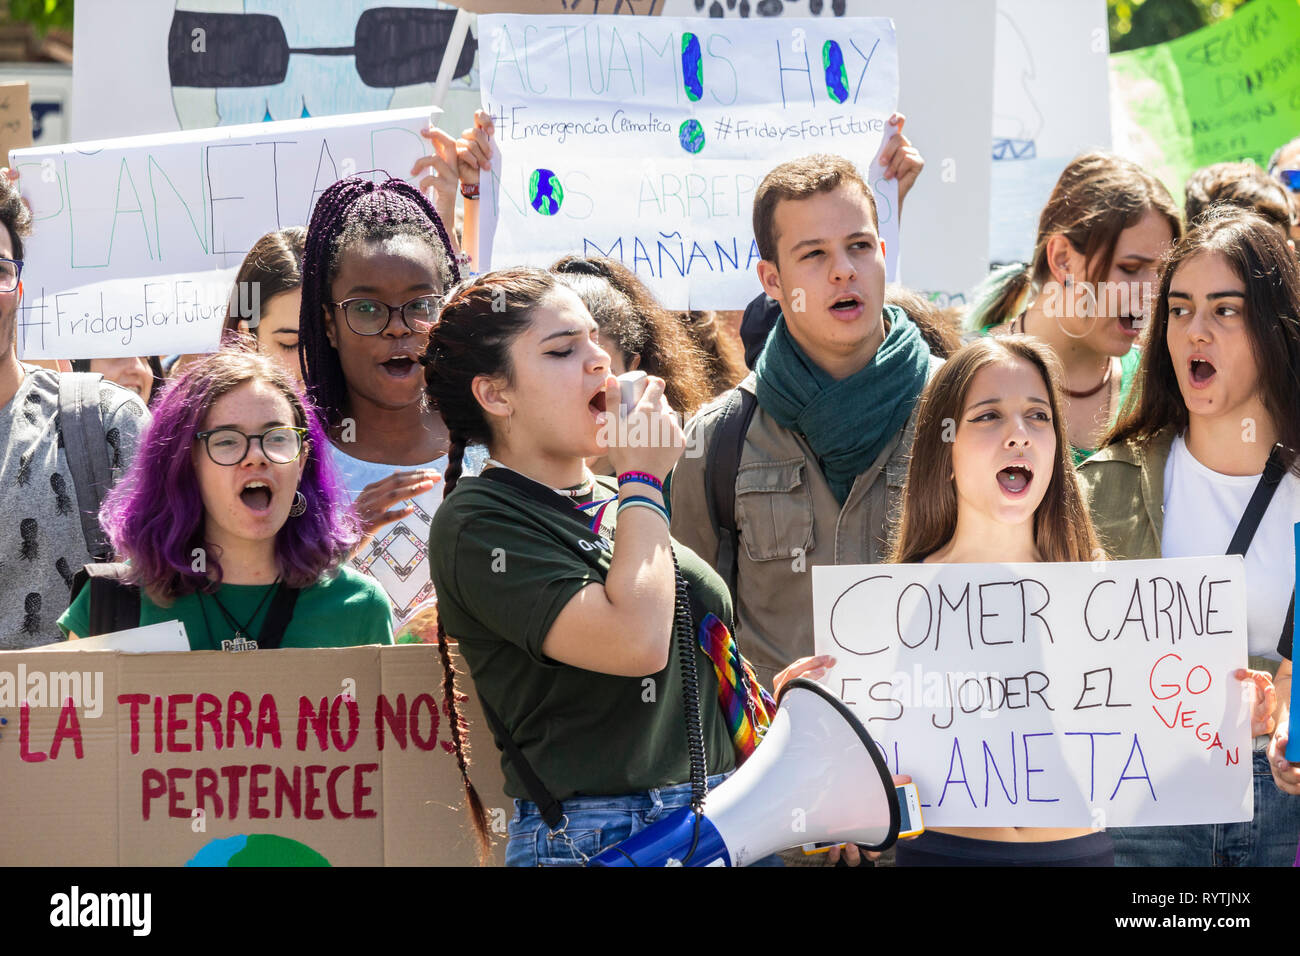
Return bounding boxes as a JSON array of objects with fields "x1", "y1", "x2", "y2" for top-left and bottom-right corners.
[
  {"x1": 1112, "y1": 750, "x2": 1300, "y2": 866},
  {"x1": 506, "y1": 773, "x2": 783, "y2": 867}
]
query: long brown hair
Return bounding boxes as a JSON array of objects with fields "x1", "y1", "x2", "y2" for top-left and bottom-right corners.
[
  {"x1": 221, "y1": 226, "x2": 307, "y2": 339},
  {"x1": 420, "y1": 268, "x2": 560, "y2": 863},
  {"x1": 551, "y1": 255, "x2": 713, "y2": 417},
  {"x1": 890, "y1": 337, "x2": 1100, "y2": 564},
  {"x1": 968, "y1": 152, "x2": 1182, "y2": 331},
  {"x1": 678, "y1": 310, "x2": 747, "y2": 396},
  {"x1": 1105, "y1": 208, "x2": 1300, "y2": 473}
]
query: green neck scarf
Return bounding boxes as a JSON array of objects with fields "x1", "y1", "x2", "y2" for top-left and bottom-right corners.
[{"x1": 754, "y1": 305, "x2": 930, "y2": 504}]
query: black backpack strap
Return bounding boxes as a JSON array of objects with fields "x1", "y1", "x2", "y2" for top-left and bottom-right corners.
[
  {"x1": 58, "y1": 372, "x2": 114, "y2": 562},
  {"x1": 703, "y1": 387, "x2": 758, "y2": 603},
  {"x1": 1226, "y1": 443, "x2": 1286, "y2": 556},
  {"x1": 70, "y1": 562, "x2": 140, "y2": 636},
  {"x1": 254, "y1": 584, "x2": 300, "y2": 650},
  {"x1": 478, "y1": 694, "x2": 565, "y2": 830}
]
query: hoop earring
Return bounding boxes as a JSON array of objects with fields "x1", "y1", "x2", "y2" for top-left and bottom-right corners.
[{"x1": 289, "y1": 490, "x2": 307, "y2": 518}]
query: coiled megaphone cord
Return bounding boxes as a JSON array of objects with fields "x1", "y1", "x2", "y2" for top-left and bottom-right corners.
[{"x1": 671, "y1": 548, "x2": 709, "y2": 864}]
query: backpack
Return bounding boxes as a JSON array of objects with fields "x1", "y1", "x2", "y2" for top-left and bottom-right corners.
[
  {"x1": 702, "y1": 387, "x2": 758, "y2": 604},
  {"x1": 57, "y1": 372, "x2": 115, "y2": 562}
]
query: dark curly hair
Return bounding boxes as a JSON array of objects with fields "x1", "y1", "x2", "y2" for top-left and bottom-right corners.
[
  {"x1": 298, "y1": 176, "x2": 459, "y2": 430},
  {"x1": 0, "y1": 173, "x2": 32, "y2": 261},
  {"x1": 551, "y1": 255, "x2": 712, "y2": 418}
]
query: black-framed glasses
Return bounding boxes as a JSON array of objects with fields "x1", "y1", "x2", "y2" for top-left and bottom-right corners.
[
  {"x1": 331, "y1": 295, "x2": 441, "y2": 336},
  {"x1": 0, "y1": 258, "x2": 22, "y2": 293},
  {"x1": 196, "y1": 426, "x2": 307, "y2": 466},
  {"x1": 167, "y1": 7, "x2": 476, "y2": 90}
]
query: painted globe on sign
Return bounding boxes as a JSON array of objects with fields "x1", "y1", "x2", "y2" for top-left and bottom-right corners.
[
  {"x1": 678, "y1": 119, "x2": 706, "y2": 155},
  {"x1": 529, "y1": 169, "x2": 565, "y2": 216},
  {"x1": 187, "y1": 833, "x2": 331, "y2": 867}
]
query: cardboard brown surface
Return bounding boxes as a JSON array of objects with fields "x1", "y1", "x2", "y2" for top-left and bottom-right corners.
[
  {"x1": 0, "y1": 81, "x2": 32, "y2": 164},
  {"x1": 0, "y1": 645, "x2": 508, "y2": 866}
]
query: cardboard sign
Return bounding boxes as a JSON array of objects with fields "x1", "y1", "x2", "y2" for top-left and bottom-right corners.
[
  {"x1": 477, "y1": 13, "x2": 900, "y2": 309},
  {"x1": 10, "y1": 107, "x2": 430, "y2": 360},
  {"x1": 812, "y1": 557, "x2": 1252, "y2": 828},
  {"x1": 0, "y1": 644, "x2": 509, "y2": 865},
  {"x1": 1110, "y1": 0, "x2": 1300, "y2": 201},
  {"x1": 0, "y1": 81, "x2": 33, "y2": 165}
]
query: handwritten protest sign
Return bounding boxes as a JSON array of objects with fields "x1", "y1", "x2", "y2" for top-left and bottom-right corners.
[
  {"x1": 1110, "y1": 0, "x2": 1300, "y2": 201},
  {"x1": 11, "y1": 107, "x2": 430, "y2": 360},
  {"x1": 0, "y1": 82, "x2": 33, "y2": 164},
  {"x1": 812, "y1": 557, "x2": 1252, "y2": 828},
  {"x1": 0, "y1": 644, "x2": 508, "y2": 865},
  {"x1": 476, "y1": 14, "x2": 900, "y2": 308}
]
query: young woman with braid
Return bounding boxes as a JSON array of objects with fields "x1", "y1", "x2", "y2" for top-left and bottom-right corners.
[
  {"x1": 967, "y1": 153, "x2": 1181, "y2": 463},
  {"x1": 423, "y1": 268, "x2": 796, "y2": 866},
  {"x1": 297, "y1": 176, "x2": 483, "y2": 639}
]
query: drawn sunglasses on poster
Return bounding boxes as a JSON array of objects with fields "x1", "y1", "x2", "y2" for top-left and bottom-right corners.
[{"x1": 167, "y1": 7, "x2": 477, "y2": 93}]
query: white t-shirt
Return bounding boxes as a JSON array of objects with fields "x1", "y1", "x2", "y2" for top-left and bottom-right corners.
[
  {"x1": 326, "y1": 442, "x2": 485, "y2": 627},
  {"x1": 1161, "y1": 433, "x2": 1299, "y2": 660}
]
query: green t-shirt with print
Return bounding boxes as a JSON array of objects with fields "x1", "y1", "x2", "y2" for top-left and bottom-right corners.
[
  {"x1": 58, "y1": 565, "x2": 394, "y2": 649},
  {"x1": 429, "y1": 474, "x2": 738, "y2": 802}
]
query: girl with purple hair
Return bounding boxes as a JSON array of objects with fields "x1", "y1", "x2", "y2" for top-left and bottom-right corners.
[{"x1": 58, "y1": 351, "x2": 392, "y2": 649}]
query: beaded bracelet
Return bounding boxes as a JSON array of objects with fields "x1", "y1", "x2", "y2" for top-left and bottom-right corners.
[
  {"x1": 617, "y1": 470, "x2": 664, "y2": 492},
  {"x1": 617, "y1": 498, "x2": 670, "y2": 524}
]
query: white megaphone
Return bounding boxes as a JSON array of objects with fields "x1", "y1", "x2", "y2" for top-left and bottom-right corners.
[{"x1": 589, "y1": 678, "x2": 899, "y2": 867}]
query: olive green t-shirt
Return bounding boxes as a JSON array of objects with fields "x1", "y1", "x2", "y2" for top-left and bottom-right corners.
[
  {"x1": 429, "y1": 474, "x2": 738, "y2": 801},
  {"x1": 58, "y1": 566, "x2": 394, "y2": 650}
]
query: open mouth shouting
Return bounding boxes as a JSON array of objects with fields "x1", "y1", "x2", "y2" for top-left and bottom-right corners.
[
  {"x1": 588, "y1": 384, "x2": 608, "y2": 421},
  {"x1": 1117, "y1": 313, "x2": 1142, "y2": 337},
  {"x1": 828, "y1": 292, "x2": 865, "y2": 322},
  {"x1": 239, "y1": 478, "x2": 275, "y2": 514},
  {"x1": 380, "y1": 351, "x2": 419, "y2": 379},
  {"x1": 1188, "y1": 355, "x2": 1217, "y2": 389},
  {"x1": 995, "y1": 460, "x2": 1034, "y2": 499}
]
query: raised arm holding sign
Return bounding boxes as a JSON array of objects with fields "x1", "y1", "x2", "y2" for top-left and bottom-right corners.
[{"x1": 475, "y1": 13, "x2": 900, "y2": 309}]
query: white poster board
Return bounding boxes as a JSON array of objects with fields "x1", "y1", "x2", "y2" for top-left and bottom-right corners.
[
  {"x1": 661, "y1": 0, "x2": 996, "y2": 308},
  {"x1": 477, "y1": 13, "x2": 901, "y2": 309},
  {"x1": 813, "y1": 557, "x2": 1252, "y2": 828},
  {"x1": 990, "y1": 0, "x2": 1111, "y2": 265},
  {"x1": 11, "y1": 107, "x2": 431, "y2": 359}
]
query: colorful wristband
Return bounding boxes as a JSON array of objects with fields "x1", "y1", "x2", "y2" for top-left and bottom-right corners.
[
  {"x1": 617, "y1": 470, "x2": 664, "y2": 492},
  {"x1": 617, "y1": 499, "x2": 670, "y2": 524},
  {"x1": 460, "y1": 182, "x2": 480, "y2": 199}
]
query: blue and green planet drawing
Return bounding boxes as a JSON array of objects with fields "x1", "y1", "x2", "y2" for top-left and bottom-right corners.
[
  {"x1": 529, "y1": 168, "x2": 565, "y2": 215},
  {"x1": 187, "y1": 833, "x2": 331, "y2": 867}
]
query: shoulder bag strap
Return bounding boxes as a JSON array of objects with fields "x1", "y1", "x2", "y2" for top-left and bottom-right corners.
[
  {"x1": 478, "y1": 694, "x2": 565, "y2": 830},
  {"x1": 58, "y1": 373, "x2": 115, "y2": 561},
  {"x1": 255, "y1": 584, "x2": 301, "y2": 650},
  {"x1": 704, "y1": 388, "x2": 758, "y2": 604},
  {"x1": 1226, "y1": 443, "x2": 1286, "y2": 556},
  {"x1": 71, "y1": 562, "x2": 139, "y2": 636}
]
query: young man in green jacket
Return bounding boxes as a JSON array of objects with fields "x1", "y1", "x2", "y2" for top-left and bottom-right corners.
[{"x1": 670, "y1": 152, "x2": 941, "y2": 709}]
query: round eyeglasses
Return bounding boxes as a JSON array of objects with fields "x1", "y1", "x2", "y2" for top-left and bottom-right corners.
[
  {"x1": 331, "y1": 295, "x2": 442, "y2": 336},
  {"x1": 196, "y1": 426, "x2": 308, "y2": 466}
]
